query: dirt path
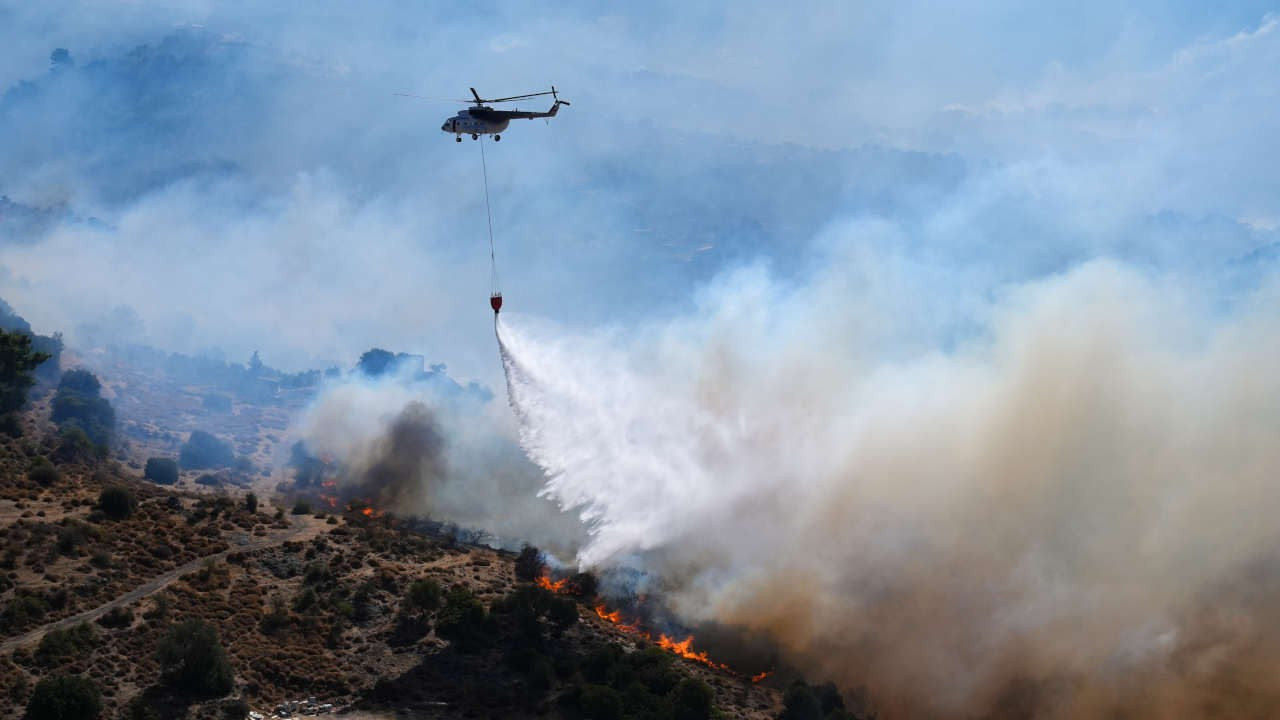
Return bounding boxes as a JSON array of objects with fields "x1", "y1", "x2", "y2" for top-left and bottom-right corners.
[{"x1": 1, "y1": 516, "x2": 322, "y2": 654}]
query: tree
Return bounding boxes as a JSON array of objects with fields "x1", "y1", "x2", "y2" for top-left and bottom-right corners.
[
  {"x1": 356, "y1": 348, "x2": 403, "y2": 377},
  {"x1": 514, "y1": 545, "x2": 544, "y2": 582},
  {"x1": 25, "y1": 675, "x2": 100, "y2": 720},
  {"x1": 51, "y1": 369, "x2": 114, "y2": 447},
  {"x1": 407, "y1": 579, "x2": 442, "y2": 612},
  {"x1": 55, "y1": 426, "x2": 104, "y2": 463},
  {"x1": 778, "y1": 680, "x2": 824, "y2": 720},
  {"x1": 156, "y1": 618, "x2": 234, "y2": 697},
  {"x1": 244, "y1": 492, "x2": 258, "y2": 513},
  {"x1": 671, "y1": 678, "x2": 715, "y2": 720},
  {"x1": 0, "y1": 329, "x2": 50, "y2": 425},
  {"x1": 144, "y1": 457, "x2": 179, "y2": 485},
  {"x1": 179, "y1": 431, "x2": 235, "y2": 469},
  {"x1": 98, "y1": 485, "x2": 137, "y2": 520},
  {"x1": 27, "y1": 457, "x2": 61, "y2": 486}
]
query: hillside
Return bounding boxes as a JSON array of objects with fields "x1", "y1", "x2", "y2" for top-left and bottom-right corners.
[{"x1": 0, "y1": 403, "x2": 797, "y2": 720}]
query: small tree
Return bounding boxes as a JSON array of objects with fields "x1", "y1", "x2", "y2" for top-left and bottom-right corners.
[
  {"x1": 26, "y1": 457, "x2": 61, "y2": 486},
  {"x1": 179, "y1": 431, "x2": 235, "y2": 470},
  {"x1": 156, "y1": 618, "x2": 234, "y2": 697},
  {"x1": 356, "y1": 348, "x2": 396, "y2": 377},
  {"x1": 778, "y1": 680, "x2": 824, "y2": 720},
  {"x1": 407, "y1": 579, "x2": 442, "y2": 612},
  {"x1": 244, "y1": 492, "x2": 258, "y2": 513},
  {"x1": 99, "y1": 485, "x2": 137, "y2": 520},
  {"x1": 144, "y1": 457, "x2": 179, "y2": 485},
  {"x1": 671, "y1": 677, "x2": 715, "y2": 720},
  {"x1": 51, "y1": 369, "x2": 115, "y2": 446},
  {"x1": 0, "y1": 329, "x2": 51, "y2": 416},
  {"x1": 514, "y1": 545, "x2": 544, "y2": 582},
  {"x1": 25, "y1": 675, "x2": 100, "y2": 720}
]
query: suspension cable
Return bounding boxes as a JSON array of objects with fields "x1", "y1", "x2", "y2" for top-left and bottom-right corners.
[{"x1": 479, "y1": 136, "x2": 500, "y2": 294}]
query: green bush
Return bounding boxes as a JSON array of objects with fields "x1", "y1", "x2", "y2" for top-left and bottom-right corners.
[
  {"x1": 35, "y1": 622, "x2": 96, "y2": 666},
  {"x1": 778, "y1": 680, "x2": 824, "y2": 720},
  {"x1": 436, "y1": 586, "x2": 489, "y2": 652},
  {"x1": 25, "y1": 675, "x2": 100, "y2": 720},
  {"x1": 55, "y1": 425, "x2": 104, "y2": 463},
  {"x1": 671, "y1": 677, "x2": 715, "y2": 720},
  {"x1": 156, "y1": 618, "x2": 234, "y2": 697},
  {"x1": 179, "y1": 430, "x2": 235, "y2": 470},
  {"x1": 99, "y1": 485, "x2": 137, "y2": 520},
  {"x1": 144, "y1": 457, "x2": 179, "y2": 485},
  {"x1": 26, "y1": 456, "x2": 60, "y2": 486},
  {"x1": 126, "y1": 695, "x2": 160, "y2": 720},
  {"x1": 0, "y1": 329, "x2": 51, "y2": 416},
  {"x1": 52, "y1": 369, "x2": 114, "y2": 446},
  {"x1": 244, "y1": 492, "x2": 258, "y2": 513},
  {"x1": 578, "y1": 685, "x2": 623, "y2": 720},
  {"x1": 407, "y1": 578, "x2": 442, "y2": 612},
  {"x1": 515, "y1": 544, "x2": 544, "y2": 582},
  {"x1": 291, "y1": 499, "x2": 312, "y2": 515}
]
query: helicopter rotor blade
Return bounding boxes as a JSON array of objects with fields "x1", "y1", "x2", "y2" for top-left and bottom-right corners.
[
  {"x1": 485, "y1": 90, "x2": 558, "y2": 103},
  {"x1": 393, "y1": 93, "x2": 472, "y2": 102}
]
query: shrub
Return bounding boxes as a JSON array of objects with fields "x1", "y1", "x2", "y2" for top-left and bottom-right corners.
[
  {"x1": 51, "y1": 369, "x2": 114, "y2": 446},
  {"x1": 547, "y1": 596, "x2": 579, "y2": 630},
  {"x1": 244, "y1": 492, "x2": 258, "y2": 513},
  {"x1": 4, "y1": 593, "x2": 49, "y2": 628},
  {"x1": 156, "y1": 618, "x2": 234, "y2": 696},
  {"x1": 99, "y1": 485, "x2": 137, "y2": 520},
  {"x1": 97, "y1": 605, "x2": 133, "y2": 629},
  {"x1": 0, "y1": 329, "x2": 51, "y2": 416},
  {"x1": 566, "y1": 571, "x2": 599, "y2": 599},
  {"x1": 578, "y1": 684, "x2": 624, "y2": 720},
  {"x1": 778, "y1": 680, "x2": 824, "y2": 720},
  {"x1": 144, "y1": 457, "x2": 179, "y2": 485},
  {"x1": 407, "y1": 578, "x2": 442, "y2": 612},
  {"x1": 515, "y1": 545, "x2": 544, "y2": 582},
  {"x1": 26, "y1": 456, "x2": 60, "y2": 486},
  {"x1": 179, "y1": 430, "x2": 235, "y2": 470},
  {"x1": 126, "y1": 695, "x2": 160, "y2": 720},
  {"x1": 291, "y1": 500, "x2": 312, "y2": 515},
  {"x1": 670, "y1": 677, "x2": 715, "y2": 720},
  {"x1": 436, "y1": 586, "x2": 488, "y2": 652},
  {"x1": 55, "y1": 425, "x2": 104, "y2": 463},
  {"x1": 25, "y1": 675, "x2": 100, "y2": 720},
  {"x1": 35, "y1": 622, "x2": 96, "y2": 666},
  {"x1": 292, "y1": 587, "x2": 318, "y2": 612}
]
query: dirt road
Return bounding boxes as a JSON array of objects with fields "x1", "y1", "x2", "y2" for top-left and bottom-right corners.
[{"x1": 1, "y1": 516, "x2": 322, "y2": 654}]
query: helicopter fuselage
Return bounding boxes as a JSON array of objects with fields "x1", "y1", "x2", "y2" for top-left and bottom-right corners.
[{"x1": 441, "y1": 101, "x2": 566, "y2": 141}]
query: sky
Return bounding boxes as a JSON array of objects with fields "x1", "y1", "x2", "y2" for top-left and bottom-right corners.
[
  {"x1": 4, "y1": 3, "x2": 1280, "y2": 716},
  {"x1": 0, "y1": 1, "x2": 1275, "y2": 384}
]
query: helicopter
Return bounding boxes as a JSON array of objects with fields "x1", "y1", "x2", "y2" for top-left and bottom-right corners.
[{"x1": 438, "y1": 87, "x2": 570, "y2": 142}]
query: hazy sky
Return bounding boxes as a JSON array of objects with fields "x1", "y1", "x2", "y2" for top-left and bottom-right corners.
[{"x1": 0, "y1": 1, "x2": 1276, "y2": 384}]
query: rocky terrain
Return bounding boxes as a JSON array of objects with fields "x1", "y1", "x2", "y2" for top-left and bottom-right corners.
[{"x1": 0, "y1": 396, "x2": 805, "y2": 719}]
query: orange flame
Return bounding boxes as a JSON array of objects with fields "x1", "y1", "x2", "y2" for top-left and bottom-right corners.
[
  {"x1": 594, "y1": 604, "x2": 623, "y2": 623},
  {"x1": 590, "y1": 599, "x2": 730, "y2": 672},
  {"x1": 751, "y1": 670, "x2": 773, "y2": 683},
  {"x1": 318, "y1": 494, "x2": 339, "y2": 509},
  {"x1": 656, "y1": 634, "x2": 728, "y2": 670},
  {"x1": 536, "y1": 573, "x2": 569, "y2": 593},
  {"x1": 321, "y1": 480, "x2": 338, "y2": 489}
]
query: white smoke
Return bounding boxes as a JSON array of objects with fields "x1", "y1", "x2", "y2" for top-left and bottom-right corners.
[{"x1": 496, "y1": 250, "x2": 1280, "y2": 717}]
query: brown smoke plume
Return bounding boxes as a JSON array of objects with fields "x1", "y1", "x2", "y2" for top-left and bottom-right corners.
[{"x1": 498, "y1": 258, "x2": 1280, "y2": 718}]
